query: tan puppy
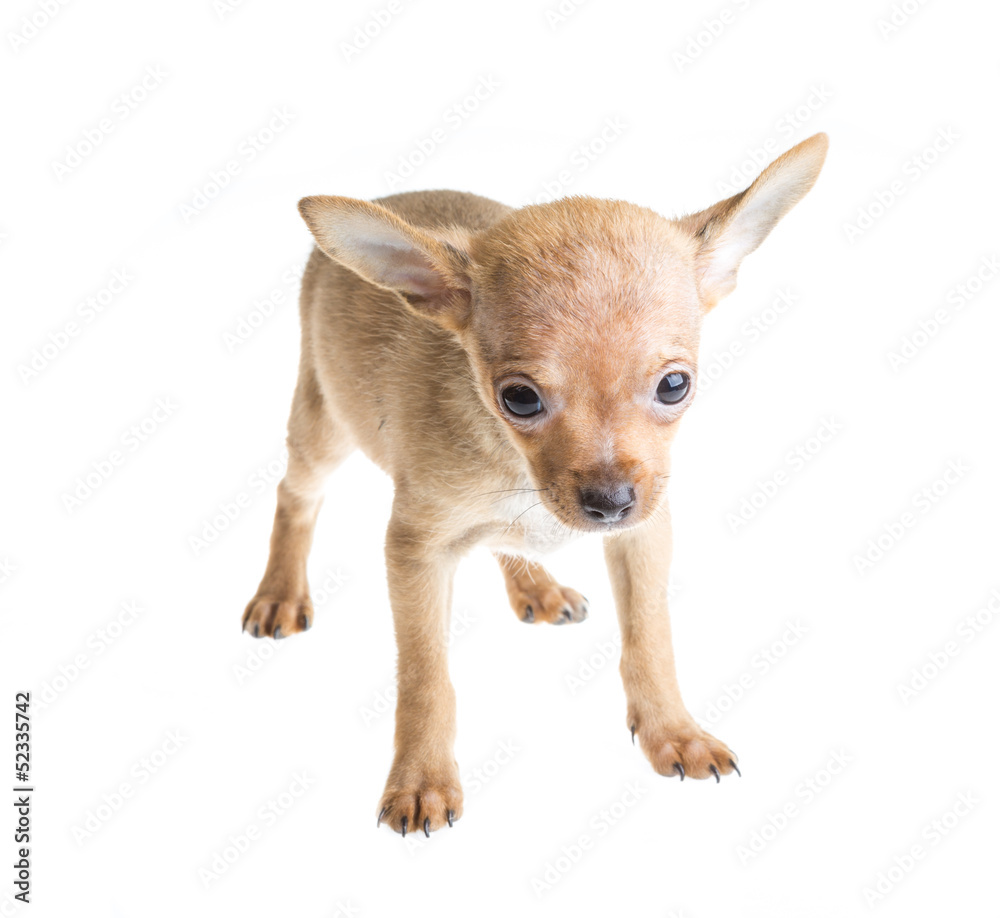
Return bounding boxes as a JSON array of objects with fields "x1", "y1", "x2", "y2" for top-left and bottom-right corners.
[{"x1": 243, "y1": 133, "x2": 828, "y2": 837}]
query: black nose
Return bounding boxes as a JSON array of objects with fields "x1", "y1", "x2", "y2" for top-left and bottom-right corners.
[{"x1": 579, "y1": 485, "x2": 636, "y2": 523}]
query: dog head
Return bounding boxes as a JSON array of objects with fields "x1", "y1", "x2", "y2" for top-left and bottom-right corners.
[{"x1": 298, "y1": 133, "x2": 827, "y2": 532}]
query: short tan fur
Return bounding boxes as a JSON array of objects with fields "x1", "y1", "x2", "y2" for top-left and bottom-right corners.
[{"x1": 242, "y1": 133, "x2": 829, "y2": 836}]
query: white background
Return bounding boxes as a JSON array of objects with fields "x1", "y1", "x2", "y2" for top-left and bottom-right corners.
[{"x1": 3, "y1": 0, "x2": 999, "y2": 915}]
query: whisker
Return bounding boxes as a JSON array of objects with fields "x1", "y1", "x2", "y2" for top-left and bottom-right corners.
[
  {"x1": 477, "y1": 487, "x2": 549, "y2": 497},
  {"x1": 497, "y1": 500, "x2": 545, "y2": 542}
]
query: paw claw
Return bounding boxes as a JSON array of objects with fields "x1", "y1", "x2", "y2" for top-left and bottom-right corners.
[
  {"x1": 378, "y1": 783, "x2": 461, "y2": 836},
  {"x1": 506, "y1": 576, "x2": 587, "y2": 625},
  {"x1": 729, "y1": 758, "x2": 741, "y2": 777},
  {"x1": 243, "y1": 595, "x2": 315, "y2": 639},
  {"x1": 377, "y1": 807, "x2": 387, "y2": 828},
  {"x1": 633, "y1": 718, "x2": 733, "y2": 781},
  {"x1": 630, "y1": 724, "x2": 636, "y2": 745}
]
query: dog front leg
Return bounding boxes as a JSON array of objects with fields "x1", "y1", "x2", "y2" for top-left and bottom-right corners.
[
  {"x1": 604, "y1": 506, "x2": 739, "y2": 781},
  {"x1": 376, "y1": 515, "x2": 463, "y2": 836}
]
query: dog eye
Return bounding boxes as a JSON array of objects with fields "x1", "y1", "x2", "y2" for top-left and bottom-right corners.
[
  {"x1": 656, "y1": 371, "x2": 690, "y2": 405},
  {"x1": 501, "y1": 384, "x2": 543, "y2": 417}
]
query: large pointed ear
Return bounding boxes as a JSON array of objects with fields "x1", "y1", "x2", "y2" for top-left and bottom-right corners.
[
  {"x1": 676, "y1": 133, "x2": 828, "y2": 311},
  {"x1": 297, "y1": 195, "x2": 472, "y2": 330}
]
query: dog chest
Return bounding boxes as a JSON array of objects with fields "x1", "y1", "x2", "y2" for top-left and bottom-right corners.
[{"x1": 488, "y1": 495, "x2": 585, "y2": 557}]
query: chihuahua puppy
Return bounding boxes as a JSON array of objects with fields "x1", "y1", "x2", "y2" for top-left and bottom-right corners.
[{"x1": 243, "y1": 133, "x2": 828, "y2": 837}]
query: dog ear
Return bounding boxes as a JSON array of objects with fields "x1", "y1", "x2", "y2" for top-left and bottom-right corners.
[
  {"x1": 297, "y1": 196, "x2": 472, "y2": 330},
  {"x1": 677, "y1": 133, "x2": 828, "y2": 311}
]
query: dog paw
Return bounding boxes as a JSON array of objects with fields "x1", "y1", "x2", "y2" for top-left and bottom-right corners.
[
  {"x1": 377, "y1": 774, "x2": 463, "y2": 837},
  {"x1": 630, "y1": 718, "x2": 739, "y2": 781},
  {"x1": 241, "y1": 594, "x2": 313, "y2": 639},
  {"x1": 510, "y1": 583, "x2": 588, "y2": 625}
]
